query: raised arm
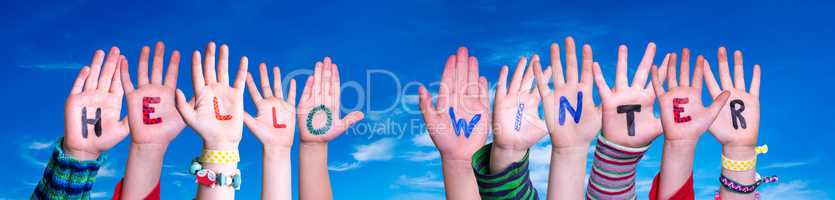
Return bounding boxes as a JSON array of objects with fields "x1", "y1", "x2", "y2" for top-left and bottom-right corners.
[
  {"x1": 533, "y1": 37, "x2": 602, "y2": 200},
  {"x1": 587, "y1": 43, "x2": 662, "y2": 199},
  {"x1": 33, "y1": 47, "x2": 130, "y2": 199},
  {"x1": 650, "y1": 49, "x2": 730, "y2": 199},
  {"x1": 703, "y1": 47, "x2": 762, "y2": 200},
  {"x1": 297, "y1": 57, "x2": 364, "y2": 200},
  {"x1": 119, "y1": 41, "x2": 187, "y2": 199},
  {"x1": 175, "y1": 42, "x2": 248, "y2": 200},
  {"x1": 243, "y1": 63, "x2": 297, "y2": 200},
  {"x1": 417, "y1": 47, "x2": 490, "y2": 200}
]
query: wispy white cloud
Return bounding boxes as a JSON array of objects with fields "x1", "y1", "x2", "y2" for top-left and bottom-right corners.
[
  {"x1": 759, "y1": 180, "x2": 830, "y2": 200},
  {"x1": 761, "y1": 161, "x2": 809, "y2": 169},
  {"x1": 28, "y1": 141, "x2": 53, "y2": 150},
  {"x1": 528, "y1": 139, "x2": 552, "y2": 194},
  {"x1": 390, "y1": 172, "x2": 444, "y2": 190},
  {"x1": 169, "y1": 171, "x2": 191, "y2": 177},
  {"x1": 330, "y1": 138, "x2": 397, "y2": 171},
  {"x1": 90, "y1": 192, "x2": 108, "y2": 199},
  {"x1": 98, "y1": 163, "x2": 117, "y2": 178},
  {"x1": 329, "y1": 162, "x2": 361, "y2": 172},
  {"x1": 412, "y1": 132, "x2": 434, "y2": 147},
  {"x1": 404, "y1": 151, "x2": 440, "y2": 162}
]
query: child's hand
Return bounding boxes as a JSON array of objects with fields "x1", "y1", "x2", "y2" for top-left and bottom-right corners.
[
  {"x1": 175, "y1": 42, "x2": 248, "y2": 150},
  {"x1": 296, "y1": 57, "x2": 364, "y2": 143},
  {"x1": 593, "y1": 43, "x2": 661, "y2": 147},
  {"x1": 244, "y1": 63, "x2": 297, "y2": 148},
  {"x1": 651, "y1": 49, "x2": 730, "y2": 143},
  {"x1": 64, "y1": 47, "x2": 129, "y2": 160},
  {"x1": 418, "y1": 47, "x2": 490, "y2": 161},
  {"x1": 703, "y1": 47, "x2": 761, "y2": 148},
  {"x1": 535, "y1": 37, "x2": 601, "y2": 149},
  {"x1": 122, "y1": 42, "x2": 186, "y2": 146},
  {"x1": 492, "y1": 55, "x2": 549, "y2": 154}
]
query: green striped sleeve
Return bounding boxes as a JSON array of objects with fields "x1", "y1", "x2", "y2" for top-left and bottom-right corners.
[
  {"x1": 31, "y1": 137, "x2": 104, "y2": 200},
  {"x1": 472, "y1": 143, "x2": 538, "y2": 200}
]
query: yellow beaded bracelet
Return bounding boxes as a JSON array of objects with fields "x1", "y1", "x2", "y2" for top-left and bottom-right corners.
[{"x1": 200, "y1": 150, "x2": 240, "y2": 164}]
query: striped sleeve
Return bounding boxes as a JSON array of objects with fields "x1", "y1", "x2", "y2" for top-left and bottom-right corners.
[
  {"x1": 472, "y1": 143, "x2": 538, "y2": 200},
  {"x1": 586, "y1": 135, "x2": 649, "y2": 200},
  {"x1": 31, "y1": 137, "x2": 104, "y2": 200}
]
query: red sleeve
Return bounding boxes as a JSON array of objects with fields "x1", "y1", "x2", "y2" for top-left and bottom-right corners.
[
  {"x1": 111, "y1": 178, "x2": 161, "y2": 200},
  {"x1": 648, "y1": 173, "x2": 695, "y2": 200}
]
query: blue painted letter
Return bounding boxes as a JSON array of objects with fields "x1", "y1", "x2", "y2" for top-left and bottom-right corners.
[{"x1": 559, "y1": 92, "x2": 584, "y2": 125}]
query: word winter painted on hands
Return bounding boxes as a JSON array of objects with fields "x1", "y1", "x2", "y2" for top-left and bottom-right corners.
[
  {"x1": 448, "y1": 107, "x2": 481, "y2": 138},
  {"x1": 81, "y1": 107, "x2": 102, "y2": 138},
  {"x1": 559, "y1": 92, "x2": 584, "y2": 125},
  {"x1": 617, "y1": 105, "x2": 641, "y2": 136},
  {"x1": 306, "y1": 105, "x2": 333, "y2": 135},
  {"x1": 142, "y1": 97, "x2": 162, "y2": 124},
  {"x1": 730, "y1": 99, "x2": 747, "y2": 129},
  {"x1": 272, "y1": 107, "x2": 287, "y2": 128},
  {"x1": 513, "y1": 104, "x2": 525, "y2": 131},
  {"x1": 673, "y1": 98, "x2": 692, "y2": 123},
  {"x1": 213, "y1": 97, "x2": 232, "y2": 120}
]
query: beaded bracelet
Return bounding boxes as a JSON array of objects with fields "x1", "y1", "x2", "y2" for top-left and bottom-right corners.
[
  {"x1": 718, "y1": 173, "x2": 778, "y2": 194},
  {"x1": 190, "y1": 158, "x2": 242, "y2": 190}
]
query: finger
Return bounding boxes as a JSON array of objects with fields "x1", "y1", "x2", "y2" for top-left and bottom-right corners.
[
  {"x1": 550, "y1": 42, "x2": 566, "y2": 85},
  {"x1": 592, "y1": 62, "x2": 612, "y2": 99},
  {"x1": 203, "y1": 42, "x2": 217, "y2": 84},
  {"x1": 702, "y1": 59, "x2": 722, "y2": 98},
  {"x1": 508, "y1": 56, "x2": 527, "y2": 94},
  {"x1": 273, "y1": 66, "x2": 284, "y2": 99},
  {"x1": 718, "y1": 47, "x2": 734, "y2": 90},
  {"x1": 438, "y1": 55, "x2": 455, "y2": 111},
  {"x1": 706, "y1": 91, "x2": 732, "y2": 121},
  {"x1": 750, "y1": 64, "x2": 761, "y2": 97},
  {"x1": 479, "y1": 76, "x2": 489, "y2": 107},
  {"x1": 246, "y1": 73, "x2": 263, "y2": 103},
  {"x1": 217, "y1": 44, "x2": 230, "y2": 85},
  {"x1": 733, "y1": 50, "x2": 746, "y2": 90},
  {"x1": 175, "y1": 89, "x2": 196, "y2": 125},
  {"x1": 679, "y1": 48, "x2": 691, "y2": 87},
  {"x1": 520, "y1": 55, "x2": 539, "y2": 93},
  {"x1": 164, "y1": 50, "x2": 181, "y2": 87},
  {"x1": 243, "y1": 112, "x2": 258, "y2": 131},
  {"x1": 151, "y1": 42, "x2": 165, "y2": 84},
  {"x1": 323, "y1": 57, "x2": 333, "y2": 96},
  {"x1": 650, "y1": 65, "x2": 665, "y2": 97},
  {"x1": 70, "y1": 66, "x2": 90, "y2": 95},
  {"x1": 667, "y1": 53, "x2": 679, "y2": 88},
  {"x1": 119, "y1": 56, "x2": 135, "y2": 94},
  {"x1": 631, "y1": 42, "x2": 656, "y2": 88},
  {"x1": 137, "y1": 46, "x2": 151, "y2": 86},
  {"x1": 532, "y1": 60, "x2": 549, "y2": 97},
  {"x1": 418, "y1": 86, "x2": 436, "y2": 115},
  {"x1": 652, "y1": 53, "x2": 671, "y2": 89},
  {"x1": 341, "y1": 111, "x2": 365, "y2": 128},
  {"x1": 301, "y1": 76, "x2": 314, "y2": 102},
  {"x1": 565, "y1": 37, "x2": 579, "y2": 84},
  {"x1": 110, "y1": 56, "x2": 125, "y2": 95},
  {"x1": 313, "y1": 61, "x2": 323, "y2": 97},
  {"x1": 467, "y1": 56, "x2": 480, "y2": 95},
  {"x1": 332, "y1": 63, "x2": 342, "y2": 105},
  {"x1": 233, "y1": 56, "x2": 248, "y2": 90},
  {"x1": 540, "y1": 66, "x2": 553, "y2": 93},
  {"x1": 191, "y1": 50, "x2": 205, "y2": 94},
  {"x1": 85, "y1": 50, "x2": 105, "y2": 92},
  {"x1": 259, "y1": 63, "x2": 274, "y2": 97},
  {"x1": 455, "y1": 47, "x2": 469, "y2": 97},
  {"x1": 496, "y1": 65, "x2": 509, "y2": 100},
  {"x1": 692, "y1": 55, "x2": 704, "y2": 89},
  {"x1": 288, "y1": 79, "x2": 297, "y2": 106},
  {"x1": 580, "y1": 44, "x2": 594, "y2": 87},
  {"x1": 98, "y1": 47, "x2": 120, "y2": 91},
  {"x1": 615, "y1": 45, "x2": 629, "y2": 89}
]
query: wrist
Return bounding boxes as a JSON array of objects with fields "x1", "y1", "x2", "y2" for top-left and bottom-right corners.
[
  {"x1": 664, "y1": 139, "x2": 698, "y2": 151},
  {"x1": 62, "y1": 142, "x2": 100, "y2": 161},
  {"x1": 722, "y1": 145, "x2": 756, "y2": 161},
  {"x1": 263, "y1": 145, "x2": 292, "y2": 156},
  {"x1": 203, "y1": 140, "x2": 240, "y2": 151},
  {"x1": 552, "y1": 145, "x2": 590, "y2": 156},
  {"x1": 490, "y1": 144, "x2": 528, "y2": 162}
]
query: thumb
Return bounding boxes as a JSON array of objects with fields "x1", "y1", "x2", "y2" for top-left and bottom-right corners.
[
  {"x1": 176, "y1": 89, "x2": 196, "y2": 125},
  {"x1": 418, "y1": 86, "x2": 436, "y2": 115},
  {"x1": 342, "y1": 111, "x2": 365, "y2": 128},
  {"x1": 706, "y1": 91, "x2": 731, "y2": 121},
  {"x1": 243, "y1": 111, "x2": 257, "y2": 129}
]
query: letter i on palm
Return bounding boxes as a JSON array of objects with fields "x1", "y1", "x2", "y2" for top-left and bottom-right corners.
[{"x1": 492, "y1": 55, "x2": 551, "y2": 158}]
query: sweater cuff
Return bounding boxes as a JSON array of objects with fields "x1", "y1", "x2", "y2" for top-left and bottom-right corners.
[
  {"x1": 471, "y1": 143, "x2": 538, "y2": 200},
  {"x1": 32, "y1": 137, "x2": 105, "y2": 200},
  {"x1": 586, "y1": 135, "x2": 649, "y2": 200}
]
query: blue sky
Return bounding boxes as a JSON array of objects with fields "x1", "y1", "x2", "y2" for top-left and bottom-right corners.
[{"x1": 1, "y1": 0, "x2": 833, "y2": 199}]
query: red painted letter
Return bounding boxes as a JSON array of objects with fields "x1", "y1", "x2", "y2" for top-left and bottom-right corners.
[
  {"x1": 673, "y1": 98, "x2": 691, "y2": 123},
  {"x1": 143, "y1": 97, "x2": 163, "y2": 124},
  {"x1": 272, "y1": 107, "x2": 287, "y2": 128},
  {"x1": 213, "y1": 97, "x2": 232, "y2": 120}
]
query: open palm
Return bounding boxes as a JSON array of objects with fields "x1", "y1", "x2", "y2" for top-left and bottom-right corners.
[
  {"x1": 593, "y1": 43, "x2": 661, "y2": 147},
  {"x1": 64, "y1": 47, "x2": 129, "y2": 160},
  {"x1": 296, "y1": 57, "x2": 364, "y2": 143},
  {"x1": 122, "y1": 42, "x2": 186, "y2": 145},
  {"x1": 176, "y1": 42, "x2": 248, "y2": 150},
  {"x1": 492, "y1": 56, "x2": 550, "y2": 151},
  {"x1": 418, "y1": 47, "x2": 490, "y2": 161},
  {"x1": 244, "y1": 63, "x2": 297, "y2": 148},
  {"x1": 703, "y1": 48, "x2": 761, "y2": 147}
]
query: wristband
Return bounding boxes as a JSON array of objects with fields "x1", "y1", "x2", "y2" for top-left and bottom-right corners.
[
  {"x1": 189, "y1": 158, "x2": 242, "y2": 190},
  {"x1": 721, "y1": 144, "x2": 768, "y2": 171},
  {"x1": 200, "y1": 150, "x2": 240, "y2": 164},
  {"x1": 718, "y1": 173, "x2": 778, "y2": 194}
]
